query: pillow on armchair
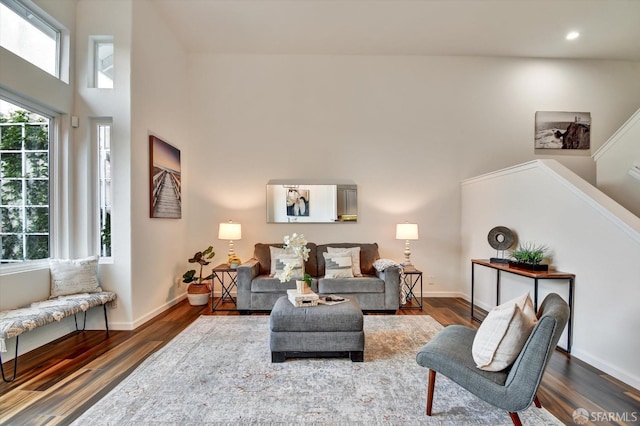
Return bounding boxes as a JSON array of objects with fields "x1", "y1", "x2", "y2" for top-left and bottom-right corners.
[{"x1": 472, "y1": 292, "x2": 537, "y2": 371}]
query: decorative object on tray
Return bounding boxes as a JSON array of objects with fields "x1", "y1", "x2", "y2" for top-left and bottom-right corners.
[
  {"x1": 218, "y1": 220, "x2": 242, "y2": 267},
  {"x1": 182, "y1": 245, "x2": 215, "y2": 305},
  {"x1": 508, "y1": 241, "x2": 549, "y2": 271},
  {"x1": 487, "y1": 226, "x2": 516, "y2": 264},
  {"x1": 287, "y1": 289, "x2": 319, "y2": 307}
]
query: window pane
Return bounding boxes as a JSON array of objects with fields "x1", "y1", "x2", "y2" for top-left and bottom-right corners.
[
  {"x1": 0, "y1": 99, "x2": 50, "y2": 263},
  {"x1": 1, "y1": 180, "x2": 22, "y2": 204},
  {"x1": 1, "y1": 234, "x2": 22, "y2": 260},
  {"x1": 0, "y1": 1, "x2": 58, "y2": 77},
  {"x1": 26, "y1": 235, "x2": 48, "y2": 259},
  {"x1": 98, "y1": 123, "x2": 112, "y2": 257},
  {"x1": 26, "y1": 153, "x2": 48, "y2": 177},
  {"x1": 96, "y1": 42, "x2": 114, "y2": 88}
]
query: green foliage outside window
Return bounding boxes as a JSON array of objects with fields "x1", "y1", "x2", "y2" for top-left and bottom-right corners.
[{"x1": 0, "y1": 109, "x2": 49, "y2": 262}]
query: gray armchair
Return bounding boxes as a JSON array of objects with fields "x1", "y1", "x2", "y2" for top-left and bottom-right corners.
[{"x1": 416, "y1": 293, "x2": 569, "y2": 425}]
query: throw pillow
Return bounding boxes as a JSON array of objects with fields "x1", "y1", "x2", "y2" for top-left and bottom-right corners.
[
  {"x1": 322, "y1": 252, "x2": 354, "y2": 278},
  {"x1": 328, "y1": 246, "x2": 362, "y2": 277},
  {"x1": 472, "y1": 292, "x2": 537, "y2": 372},
  {"x1": 273, "y1": 254, "x2": 304, "y2": 281},
  {"x1": 49, "y1": 256, "x2": 102, "y2": 298},
  {"x1": 269, "y1": 246, "x2": 286, "y2": 277}
]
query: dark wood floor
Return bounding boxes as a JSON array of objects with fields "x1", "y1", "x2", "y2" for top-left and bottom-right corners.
[{"x1": 1, "y1": 297, "x2": 638, "y2": 425}]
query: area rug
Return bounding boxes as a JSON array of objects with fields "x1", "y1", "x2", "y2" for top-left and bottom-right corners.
[{"x1": 73, "y1": 316, "x2": 562, "y2": 425}]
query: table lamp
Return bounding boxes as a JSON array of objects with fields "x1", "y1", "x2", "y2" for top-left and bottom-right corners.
[
  {"x1": 218, "y1": 220, "x2": 242, "y2": 266},
  {"x1": 396, "y1": 223, "x2": 419, "y2": 266}
]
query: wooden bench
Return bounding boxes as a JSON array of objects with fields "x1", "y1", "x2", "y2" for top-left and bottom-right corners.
[{"x1": 0, "y1": 291, "x2": 116, "y2": 382}]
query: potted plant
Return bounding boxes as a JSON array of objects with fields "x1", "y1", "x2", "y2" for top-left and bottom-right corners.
[
  {"x1": 508, "y1": 242, "x2": 549, "y2": 271},
  {"x1": 183, "y1": 245, "x2": 215, "y2": 305}
]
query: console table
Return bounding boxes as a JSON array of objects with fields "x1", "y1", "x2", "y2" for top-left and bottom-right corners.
[
  {"x1": 470, "y1": 259, "x2": 574, "y2": 353},
  {"x1": 211, "y1": 264, "x2": 237, "y2": 312}
]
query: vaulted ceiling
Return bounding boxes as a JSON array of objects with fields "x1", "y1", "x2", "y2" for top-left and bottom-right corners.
[{"x1": 152, "y1": 0, "x2": 640, "y2": 60}]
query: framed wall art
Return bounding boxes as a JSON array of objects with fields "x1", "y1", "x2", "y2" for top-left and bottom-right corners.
[
  {"x1": 535, "y1": 111, "x2": 591, "y2": 150},
  {"x1": 149, "y1": 135, "x2": 182, "y2": 219}
]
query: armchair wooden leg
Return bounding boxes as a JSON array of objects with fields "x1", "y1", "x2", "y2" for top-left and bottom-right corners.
[
  {"x1": 533, "y1": 395, "x2": 542, "y2": 408},
  {"x1": 426, "y1": 369, "x2": 436, "y2": 416},
  {"x1": 508, "y1": 412, "x2": 523, "y2": 426}
]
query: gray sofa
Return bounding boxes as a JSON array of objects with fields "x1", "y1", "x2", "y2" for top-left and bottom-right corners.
[{"x1": 236, "y1": 242, "x2": 401, "y2": 313}]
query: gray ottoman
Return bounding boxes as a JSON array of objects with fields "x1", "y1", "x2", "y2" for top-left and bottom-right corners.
[{"x1": 270, "y1": 296, "x2": 364, "y2": 362}]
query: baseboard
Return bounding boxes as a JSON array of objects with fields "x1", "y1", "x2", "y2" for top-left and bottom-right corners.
[
  {"x1": 422, "y1": 291, "x2": 468, "y2": 299},
  {"x1": 129, "y1": 293, "x2": 188, "y2": 330},
  {"x1": 571, "y1": 348, "x2": 640, "y2": 391}
]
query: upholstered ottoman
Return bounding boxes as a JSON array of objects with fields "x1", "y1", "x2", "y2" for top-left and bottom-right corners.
[{"x1": 270, "y1": 296, "x2": 364, "y2": 362}]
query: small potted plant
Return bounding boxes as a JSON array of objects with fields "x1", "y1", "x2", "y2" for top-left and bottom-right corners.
[
  {"x1": 508, "y1": 242, "x2": 549, "y2": 271},
  {"x1": 183, "y1": 245, "x2": 215, "y2": 305}
]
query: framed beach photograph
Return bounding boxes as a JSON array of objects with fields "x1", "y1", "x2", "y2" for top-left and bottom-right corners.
[
  {"x1": 149, "y1": 135, "x2": 182, "y2": 219},
  {"x1": 534, "y1": 111, "x2": 591, "y2": 149},
  {"x1": 535, "y1": 111, "x2": 591, "y2": 150},
  {"x1": 286, "y1": 188, "x2": 310, "y2": 217}
]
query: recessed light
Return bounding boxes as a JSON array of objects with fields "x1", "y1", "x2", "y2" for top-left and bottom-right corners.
[{"x1": 566, "y1": 31, "x2": 580, "y2": 40}]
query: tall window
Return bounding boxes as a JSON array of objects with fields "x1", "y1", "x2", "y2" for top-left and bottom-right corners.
[
  {"x1": 95, "y1": 40, "x2": 114, "y2": 88},
  {"x1": 0, "y1": 0, "x2": 60, "y2": 77},
  {"x1": 0, "y1": 99, "x2": 50, "y2": 263},
  {"x1": 96, "y1": 121, "x2": 112, "y2": 257}
]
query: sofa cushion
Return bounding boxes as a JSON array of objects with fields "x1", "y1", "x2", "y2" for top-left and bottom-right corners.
[
  {"x1": 273, "y1": 253, "x2": 304, "y2": 280},
  {"x1": 254, "y1": 242, "x2": 318, "y2": 276},
  {"x1": 251, "y1": 276, "x2": 297, "y2": 292},
  {"x1": 318, "y1": 277, "x2": 385, "y2": 294},
  {"x1": 322, "y1": 252, "x2": 354, "y2": 278},
  {"x1": 328, "y1": 246, "x2": 362, "y2": 277},
  {"x1": 317, "y1": 243, "x2": 379, "y2": 276},
  {"x1": 254, "y1": 243, "x2": 284, "y2": 275}
]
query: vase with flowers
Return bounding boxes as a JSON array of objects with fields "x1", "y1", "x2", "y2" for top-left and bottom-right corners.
[{"x1": 276, "y1": 233, "x2": 313, "y2": 293}]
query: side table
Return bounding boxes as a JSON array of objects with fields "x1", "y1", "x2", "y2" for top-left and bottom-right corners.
[
  {"x1": 400, "y1": 266, "x2": 423, "y2": 310},
  {"x1": 211, "y1": 263, "x2": 238, "y2": 312}
]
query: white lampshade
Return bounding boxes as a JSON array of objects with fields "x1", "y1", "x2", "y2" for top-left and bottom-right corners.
[
  {"x1": 218, "y1": 221, "x2": 242, "y2": 241},
  {"x1": 396, "y1": 223, "x2": 419, "y2": 240}
]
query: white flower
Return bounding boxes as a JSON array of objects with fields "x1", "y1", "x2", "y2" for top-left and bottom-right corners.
[
  {"x1": 283, "y1": 233, "x2": 310, "y2": 262},
  {"x1": 275, "y1": 233, "x2": 310, "y2": 282}
]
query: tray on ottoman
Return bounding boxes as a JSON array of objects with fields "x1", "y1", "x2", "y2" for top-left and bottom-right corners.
[{"x1": 270, "y1": 295, "x2": 364, "y2": 362}]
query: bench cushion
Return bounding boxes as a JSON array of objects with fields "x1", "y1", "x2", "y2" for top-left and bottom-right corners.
[{"x1": 0, "y1": 291, "x2": 116, "y2": 352}]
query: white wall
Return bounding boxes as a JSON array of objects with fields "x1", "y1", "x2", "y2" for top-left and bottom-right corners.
[
  {"x1": 187, "y1": 54, "x2": 640, "y2": 297},
  {"x1": 594, "y1": 109, "x2": 640, "y2": 217},
  {"x1": 129, "y1": 0, "x2": 191, "y2": 326},
  {"x1": 461, "y1": 160, "x2": 640, "y2": 389}
]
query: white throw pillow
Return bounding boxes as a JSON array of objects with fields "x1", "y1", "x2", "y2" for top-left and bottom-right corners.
[
  {"x1": 269, "y1": 246, "x2": 286, "y2": 276},
  {"x1": 323, "y1": 252, "x2": 354, "y2": 278},
  {"x1": 472, "y1": 292, "x2": 537, "y2": 371},
  {"x1": 328, "y1": 246, "x2": 362, "y2": 277},
  {"x1": 49, "y1": 256, "x2": 102, "y2": 298},
  {"x1": 273, "y1": 254, "x2": 304, "y2": 281}
]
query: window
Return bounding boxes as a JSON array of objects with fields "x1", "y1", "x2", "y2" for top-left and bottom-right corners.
[
  {"x1": 96, "y1": 121, "x2": 112, "y2": 257},
  {"x1": 0, "y1": 98, "x2": 51, "y2": 263},
  {"x1": 89, "y1": 36, "x2": 114, "y2": 88},
  {"x1": 0, "y1": 0, "x2": 60, "y2": 77}
]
